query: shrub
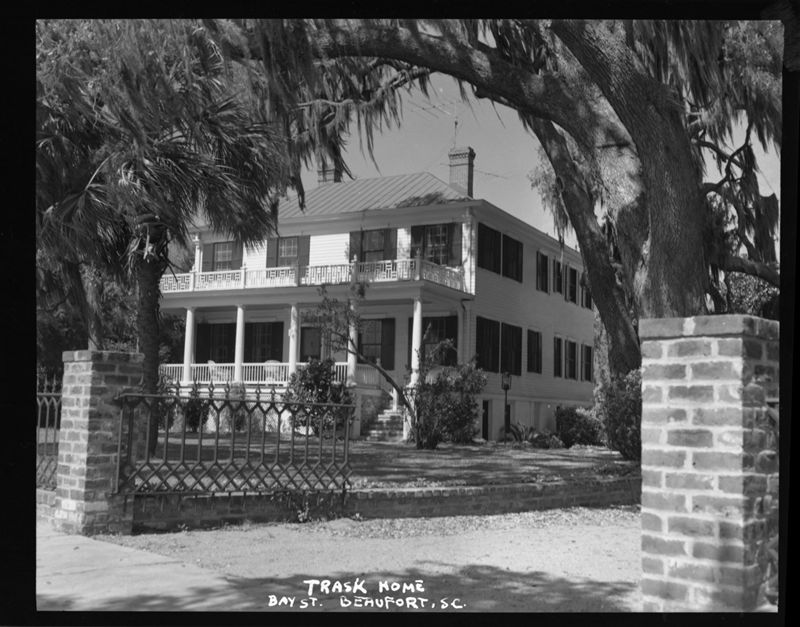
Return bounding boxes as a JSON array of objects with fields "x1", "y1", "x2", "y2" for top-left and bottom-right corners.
[
  {"x1": 284, "y1": 359, "x2": 352, "y2": 436},
  {"x1": 205, "y1": 382, "x2": 249, "y2": 433},
  {"x1": 409, "y1": 354, "x2": 487, "y2": 449},
  {"x1": 555, "y1": 406, "x2": 605, "y2": 448},
  {"x1": 505, "y1": 422, "x2": 564, "y2": 449},
  {"x1": 595, "y1": 369, "x2": 642, "y2": 461}
]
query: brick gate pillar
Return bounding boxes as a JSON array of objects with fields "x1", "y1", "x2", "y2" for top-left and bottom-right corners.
[
  {"x1": 53, "y1": 350, "x2": 144, "y2": 535},
  {"x1": 639, "y1": 315, "x2": 779, "y2": 611}
]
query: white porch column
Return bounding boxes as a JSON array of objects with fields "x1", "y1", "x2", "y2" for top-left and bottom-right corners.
[
  {"x1": 346, "y1": 299, "x2": 358, "y2": 385},
  {"x1": 181, "y1": 307, "x2": 196, "y2": 384},
  {"x1": 288, "y1": 303, "x2": 299, "y2": 375},
  {"x1": 460, "y1": 300, "x2": 473, "y2": 363},
  {"x1": 409, "y1": 294, "x2": 424, "y2": 386},
  {"x1": 190, "y1": 234, "x2": 201, "y2": 290},
  {"x1": 234, "y1": 304, "x2": 245, "y2": 382},
  {"x1": 192, "y1": 234, "x2": 201, "y2": 270}
]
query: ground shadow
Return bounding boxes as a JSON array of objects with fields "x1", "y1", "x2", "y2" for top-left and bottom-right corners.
[{"x1": 36, "y1": 563, "x2": 640, "y2": 612}]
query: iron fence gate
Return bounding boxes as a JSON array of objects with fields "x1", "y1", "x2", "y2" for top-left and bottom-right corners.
[
  {"x1": 114, "y1": 384, "x2": 353, "y2": 494},
  {"x1": 36, "y1": 375, "x2": 61, "y2": 490}
]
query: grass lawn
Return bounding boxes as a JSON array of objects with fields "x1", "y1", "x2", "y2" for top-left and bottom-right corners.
[{"x1": 346, "y1": 440, "x2": 639, "y2": 489}]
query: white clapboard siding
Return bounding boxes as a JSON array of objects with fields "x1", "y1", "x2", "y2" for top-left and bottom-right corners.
[
  {"x1": 309, "y1": 233, "x2": 349, "y2": 266},
  {"x1": 244, "y1": 241, "x2": 266, "y2": 268}
]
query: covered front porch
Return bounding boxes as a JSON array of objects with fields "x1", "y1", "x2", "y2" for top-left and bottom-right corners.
[{"x1": 159, "y1": 280, "x2": 474, "y2": 403}]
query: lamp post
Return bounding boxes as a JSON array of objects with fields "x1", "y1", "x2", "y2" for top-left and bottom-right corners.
[{"x1": 501, "y1": 371, "x2": 511, "y2": 444}]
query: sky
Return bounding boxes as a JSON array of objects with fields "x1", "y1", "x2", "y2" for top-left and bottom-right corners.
[{"x1": 298, "y1": 74, "x2": 782, "y2": 251}]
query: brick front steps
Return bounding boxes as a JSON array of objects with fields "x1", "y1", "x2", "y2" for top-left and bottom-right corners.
[{"x1": 38, "y1": 476, "x2": 638, "y2": 533}]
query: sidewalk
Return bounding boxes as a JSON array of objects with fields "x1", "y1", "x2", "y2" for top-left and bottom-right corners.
[{"x1": 36, "y1": 521, "x2": 265, "y2": 611}]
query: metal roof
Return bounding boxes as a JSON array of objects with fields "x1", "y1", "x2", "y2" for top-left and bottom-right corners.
[{"x1": 277, "y1": 172, "x2": 471, "y2": 220}]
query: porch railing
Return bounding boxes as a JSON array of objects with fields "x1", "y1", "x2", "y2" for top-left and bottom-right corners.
[
  {"x1": 160, "y1": 257, "x2": 466, "y2": 293},
  {"x1": 160, "y1": 361, "x2": 383, "y2": 388},
  {"x1": 114, "y1": 386, "x2": 353, "y2": 494}
]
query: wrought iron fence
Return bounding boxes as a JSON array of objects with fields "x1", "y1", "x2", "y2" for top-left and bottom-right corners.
[
  {"x1": 114, "y1": 383, "x2": 353, "y2": 495},
  {"x1": 36, "y1": 375, "x2": 61, "y2": 490}
]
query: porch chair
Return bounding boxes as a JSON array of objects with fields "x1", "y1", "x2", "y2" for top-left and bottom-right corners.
[{"x1": 263, "y1": 360, "x2": 282, "y2": 384}]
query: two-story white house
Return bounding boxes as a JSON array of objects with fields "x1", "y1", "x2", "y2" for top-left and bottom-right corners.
[{"x1": 158, "y1": 147, "x2": 595, "y2": 440}]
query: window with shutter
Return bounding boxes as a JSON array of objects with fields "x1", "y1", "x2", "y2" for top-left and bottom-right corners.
[
  {"x1": 527, "y1": 330, "x2": 542, "y2": 373},
  {"x1": 359, "y1": 320, "x2": 383, "y2": 365},
  {"x1": 500, "y1": 323, "x2": 522, "y2": 376},
  {"x1": 277, "y1": 237, "x2": 298, "y2": 266},
  {"x1": 407, "y1": 316, "x2": 458, "y2": 367},
  {"x1": 477, "y1": 223, "x2": 502, "y2": 273},
  {"x1": 553, "y1": 259, "x2": 564, "y2": 294},
  {"x1": 567, "y1": 267, "x2": 578, "y2": 303},
  {"x1": 536, "y1": 252, "x2": 549, "y2": 292},
  {"x1": 582, "y1": 344, "x2": 593, "y2": 381},
  {"x1": 410, "y1": 223, "x2": 462, "y2": 266},
  {"x1": 553, "y1": 336, "x2": 563, "y2": 378},
  {"x1": 361, "y1": 229, "x2": 386, "y2": 262},
  {"x1": 501, "y1": 235, "x2": 523, "y2": 282},
  {"x1": 566, "y1": 340, "x2": 578, "y2": 379},
  {"x1": 211, "y1": 241, "x2": 238, "y2": 271},
  {"x1": 300, "y1": 326, "x2": 322, "y2": 361},
  {"x1": 476, "y1": 316, "x2": 500, "y2": 373}
]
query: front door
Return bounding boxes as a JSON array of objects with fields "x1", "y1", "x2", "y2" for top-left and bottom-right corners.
[{"x1": 482, "y1": 400, "x2": 490, "y2": 440}]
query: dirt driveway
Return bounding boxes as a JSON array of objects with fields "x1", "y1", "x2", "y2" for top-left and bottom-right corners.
[{"x1": 99, "y1": 505, "x2": 642, "y2": 612}]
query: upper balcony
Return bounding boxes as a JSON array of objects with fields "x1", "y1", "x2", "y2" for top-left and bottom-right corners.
[{"x1": 160, "y1": 258, "x2": 468, "y2": 295}]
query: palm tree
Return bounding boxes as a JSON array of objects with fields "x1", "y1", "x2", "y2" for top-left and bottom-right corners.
[{"x1": 37, "y1": 20, "x2": 298, "y2": 404}]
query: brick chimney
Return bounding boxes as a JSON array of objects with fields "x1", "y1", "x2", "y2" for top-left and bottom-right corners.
[
  {"x1": 448, "y1": 146, "x2": 475, "y2": 197},
  {"x1": 317, "y1": 160, "x2": 343, "y2": 184}
]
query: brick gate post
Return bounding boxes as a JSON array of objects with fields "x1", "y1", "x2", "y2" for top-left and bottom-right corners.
[
  {"x1": 639, "y1": 315, "x2": 779, "y2": 611},
  {"x1": 53, "y1": 350, "x2": 144, "y2": 535}
]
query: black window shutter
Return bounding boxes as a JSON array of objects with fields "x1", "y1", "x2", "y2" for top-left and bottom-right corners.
[
  {"x1": 195, "y1": 323, "x2": 211, "y2": 362},
  {"x1": 410, "y1": 226, "x2": 425, "y2": 259},
  {"x1": 349, "y1": 231, "x2": 361, "y2": 263},
  {"x1": 477, "y1": 223, "x2": 487, "y2": 270},
  {"x1": 230, "y1": 241, "x2": 243, "y2": 270},
  {"x1": 444, "y1": 315, "x2": 458, "y2": 365},
  {"x1": 202, "y1": 244, "x2": 214, "y2": 271},
  {"x1": 244, "y1": 323, "x2": 253, "y2": 362},
  {"x1": 266, "y1": 239, "x2": 278, "y2": 268},
  {"x1": 269, "y1": 321, "x2": 284, "y2": 361},
  {"x1": 298, "y1": 235, "x2": 310, "y2": 269},
  {"x1": 512, "y1": 325, "x2": 522, "y2": 375},
  {"x1": 448, "y1": 223, "x2": 462, "y2": 266},
  {"x1": 380, "y1": 318, "x2": 395, "y2": 370},
  {"x1": 476, "y1": 316, "x2": 500, "y2": 373},
  {"x1": 383, "y1": 228, "x2": 397, "y2": 261}
]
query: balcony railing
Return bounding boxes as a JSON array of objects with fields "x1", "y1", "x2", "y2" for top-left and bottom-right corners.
[
  {"x1": 159, "y1": 362, "x2": 380, "y2": 388},
  {"x1": 160, "y1": 258, "x2": 466, "y2": 294}
]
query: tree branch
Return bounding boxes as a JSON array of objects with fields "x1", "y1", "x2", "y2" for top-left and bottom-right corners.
[
  {"x1": 720, "y1": 254, "x2": 780, "y2": 287},
  {"x1": 267, "y1": 19, "x2": 631, "y2": 152}
]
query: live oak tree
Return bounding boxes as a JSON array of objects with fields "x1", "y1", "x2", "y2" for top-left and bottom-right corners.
[{"x1": 204, "y1": 17, "x2": 786, "y2": 379}]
